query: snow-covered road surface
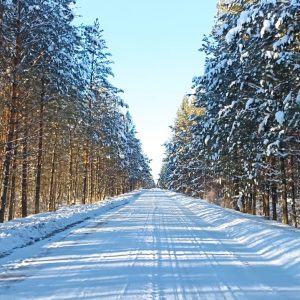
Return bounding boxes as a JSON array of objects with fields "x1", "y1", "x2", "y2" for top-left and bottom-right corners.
[{"x1": 0, "y1": 189, "x2": 300, "y2": 299}]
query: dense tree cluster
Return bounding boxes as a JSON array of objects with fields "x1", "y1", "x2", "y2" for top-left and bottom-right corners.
[
  {"x1": 159, "y1": 0, "x2": 300, "y2": 226},
  {"x1": 0, "y1": 0, "x2": 153, "y2": 222}
]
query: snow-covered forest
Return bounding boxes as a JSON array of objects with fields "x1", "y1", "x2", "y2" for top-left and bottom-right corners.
[
  {"x1": 0, "y1": 1, "x2": 154, "y2": 223},
  {"x1": 1, "y1": 1, "x2": 300, "y2": 298},
  {"x1": 159, "y1": 0, "x2": 300, "y2": 226}
]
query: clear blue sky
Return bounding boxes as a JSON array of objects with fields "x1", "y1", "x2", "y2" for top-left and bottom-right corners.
[{"x1": 76, "y1": 0, "x2": 218, "y2": 181}]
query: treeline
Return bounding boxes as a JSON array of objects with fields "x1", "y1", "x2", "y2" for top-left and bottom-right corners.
[
  {"x1": 0, "y1": 0, "x2": 153, "y2": 223},
  {"x1": 159, "y1": 0, "x2": 300, "y2": 226}
]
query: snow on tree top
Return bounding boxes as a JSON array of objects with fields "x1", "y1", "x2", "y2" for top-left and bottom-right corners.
[
  {"x1": 296, "y1": 90, "x2": 300, "y2": 105},
  {"x1": 275, "y1": 111, "x2": 285, "y2": 125}
]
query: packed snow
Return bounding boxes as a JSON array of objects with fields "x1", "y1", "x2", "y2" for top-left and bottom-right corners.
[{"x1": 0, "y1": 189, "x2": 300, "y2": 299}]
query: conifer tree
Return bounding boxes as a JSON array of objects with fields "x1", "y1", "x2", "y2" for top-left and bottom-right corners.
[
  {"x1": 160, "y1": 0, "x2": 300, "y2": 226},
  {"x1": 0, "y1": 1, "x2": 153, "y2": 222}
]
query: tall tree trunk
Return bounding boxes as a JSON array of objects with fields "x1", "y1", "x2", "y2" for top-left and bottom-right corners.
[
  {"x1": 82, "y1": 57, "x2": 94, "y2": 205},
  {"x1": 95, "y1": 156, "x2": 100, "y2": 200},
  {"x1": 233, "y1": 178, "x2": 240, "y2": 211},
  {"x1": 21, "y1": 126, "x2": 28, "y2": 218},
  {"x1": 290, "y1": 155, "x2": 297, "y2": 227},
  {"x1": 263, "y1": 181, "x2": 270, "y2": 219},
  {"x1": 82, "y1": 146, "x2": 89, "y2": 204},
  {"x1": 67, "y1": 133, "x2": 73, "y2": 205},
  {"x1": 74, "y1": 145, "x2": 80, "y2": 203},
  {"x1": 122, "y1": 176, "x2": 126, "y2": 194},
  {"x1": 0, "y1": 101, "x2": 16, "y2": 223},
  {"x1": 49, "y1": 128, "x2": 58, "y2": 212},
  {"x1": 252, "y1": 185, "x2": 256, "y2": 215},
  {"x1": 0, "y1": 0, "x2": 21, "y2": 223},
  {"x1": 34, "y1": 80, "x2": 45, "y2": 214},
  {"x1": 271, "y1": 183, "x2": 278, "y2": 221},
  {"x1": 246, "y1": 188, "x2": 252, "y2": 214},
  {"x1": 280, "y1": 157, "x2": 289, "y2": 224},
  {"x1": 90, "y1": 154, "x2": 94, "y2": 203},
  {"x1": 271, "y1": 157, "x2": 277, "y2": 221},
  {"x1": 8, "y1": 120, "x2": 19, "y2": 221},
  {"x1": 97, "y1": 156, "x2": 104, "y2": 200}
]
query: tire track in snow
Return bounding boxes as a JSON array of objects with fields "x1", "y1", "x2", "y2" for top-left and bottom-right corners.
[
  {"x1": 172, "y1": 196, "x2": 292, "y2": 299},
  {"x1": 0, "y1": 190, "x2": 300, "y2": 299},
  {"x1": 117, "y1": 201, "x2": 155, "y2": 300}
]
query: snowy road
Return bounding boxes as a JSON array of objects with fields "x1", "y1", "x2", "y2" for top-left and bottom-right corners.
[{"x1": 0, "y1": 189, "x2": 300, "y2": 299}]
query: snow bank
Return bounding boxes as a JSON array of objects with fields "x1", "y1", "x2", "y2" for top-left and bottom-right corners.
[
  {"x1": 0, "y1": 191, "x2": 140, "y2": 257},
  {"x1": 171, "y1": 192, "x2": 300, "y2": 279}
]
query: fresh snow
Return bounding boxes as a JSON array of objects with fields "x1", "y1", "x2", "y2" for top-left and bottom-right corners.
[
  {"x1": 261, "y1": 20, "x2": 272, "y2": 37},
  {"x1": 0, "y1": 189, "x2": 300, "y2": 299},
  {"x1": 275, "y1": 110, "x2": 285, "y2": 125},
  {"x1": 245, "y1": 98, "x2": 254, "y2": 110},
  {"x1": 225, "y1": 26, "x2": 241, "y2": 44},
  {"x1": 296, "y1": 90, "x2": 300, "y2": 105},
  {"x1": 273, "y1": 34, "x2": 291, "y2": 50}
]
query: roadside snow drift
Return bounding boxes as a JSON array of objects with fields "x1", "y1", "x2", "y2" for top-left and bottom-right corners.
[
  {"x1": 177, "y1": 192, "x2": 300, "y2": 279},
  {"x1": 0, "y1": 191, "x2": 140, "y2": 257}
]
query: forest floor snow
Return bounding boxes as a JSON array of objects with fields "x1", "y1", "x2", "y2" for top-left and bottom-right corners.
[{"x1": 0, "y1": 189, "x2": 300, "y2": 299}]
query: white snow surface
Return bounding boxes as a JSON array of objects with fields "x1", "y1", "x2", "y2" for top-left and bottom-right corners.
[
  {"x1": 0, "y1": 189, "x2": 300, "y2": 299},
  {"x1": 0, "y1": 192, "x2": 136, "y2": 257}
]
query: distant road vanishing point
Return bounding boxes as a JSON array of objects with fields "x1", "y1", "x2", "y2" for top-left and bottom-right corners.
[{"x1": 0, "y1": 189, "x2": 300, "y2": 299}]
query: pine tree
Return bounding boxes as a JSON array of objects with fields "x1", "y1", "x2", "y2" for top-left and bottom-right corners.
[
  {"x1": 0, "y1": 1, "x2": 153, "y2": 222},
  {"x1": 160, "y1": 0, "x2": 300, "y2": 226}
]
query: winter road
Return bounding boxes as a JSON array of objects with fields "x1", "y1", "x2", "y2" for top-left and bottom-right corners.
[{"x1": 0, "y1": 189, "x2": 300, "y2": 299}]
